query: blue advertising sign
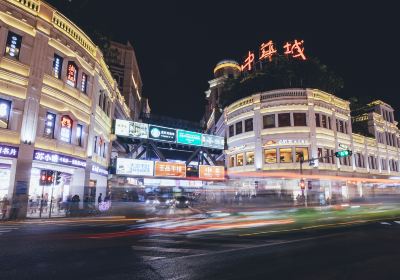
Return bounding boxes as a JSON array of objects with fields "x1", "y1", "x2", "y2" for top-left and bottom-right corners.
[
  {"x1": 33, "y1": 150, "x2": 86, "y2": 168},
  {"x1": 148, "y1": 125, "x2": 176, "y2": 142},
  {"x1": 177, "y1": 130, "x2": 202, "y2": 146}
]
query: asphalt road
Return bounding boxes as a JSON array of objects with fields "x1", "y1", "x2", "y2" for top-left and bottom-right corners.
[{"x1": 1, "y1": 214, "x2": 400, "y2": 280}]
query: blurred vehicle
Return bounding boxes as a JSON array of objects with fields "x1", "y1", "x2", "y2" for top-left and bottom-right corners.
[
  {"x1": 145, "y1": 195, "x2": 159, "y2": 206},
  {"x1": 175, "y1": 196, "x2": 190, "y2": 208},
  {"x1": 155, "y1": 195, "x2": 175, "y2": 208}
]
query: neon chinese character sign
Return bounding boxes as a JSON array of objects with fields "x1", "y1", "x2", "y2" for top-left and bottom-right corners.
[
  {"x1": 66, "y1": 61, "x2": 78, "y2": 87},
  {"x1": 241, "y1": 39, "x2": 307, "y2": 72}
]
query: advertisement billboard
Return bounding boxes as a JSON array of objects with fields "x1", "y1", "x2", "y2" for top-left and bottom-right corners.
[
  {"x1": 201, "y1": 134, "x2": 224, "y2": 150},
  {"x1": 177, "y1": 130, "x2": 202, "y2": 146},
  {"x1": 116, "y1": 158, "x2": 154, "y2": 176},
  {"x1": 115, "y1": 120, "x2": 148, "y2": 139},
  {"x1": 148, "y1": 125, "x2": 176, "y2": 142},
  {"x1": 154, "y1": 161, "x2": 186, "y2": 178},
  {"x1": 199, "y1": 165, "x2": 225, "y2": 180}
]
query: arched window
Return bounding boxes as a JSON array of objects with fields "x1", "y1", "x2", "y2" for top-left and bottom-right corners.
[{"x1": 60, "y1": 115, "x2": 73, "y2": 143}]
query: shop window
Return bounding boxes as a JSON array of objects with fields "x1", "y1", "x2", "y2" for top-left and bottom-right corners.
[
  {"x1": 293, "y1": 113, "x2": 306, "y2": 126},
  {"x1": 0, "y1": 98, "x2": 12, "y2": 129},
  {"x1": 244, "y1": 118, "x2": 253, "y2": 132},
  {"x1": 229, "y1": 156, "x2": 235, "y2": 167},
  {"x1": 315, "y1": 113, "x2": 321, "y2": 127},
  {"x1": 246, "y1": 151, "x2": 254, "y2": 165},
  {"x1": 44, "y1": 112, "x2": 56, "y2": 138},
  {"x1": 81, "y1": 73, "x2": 88, "y2": 93},
  {"x1": 229, "y1": 125, "x2": 234, "y2": 137},
  {"x1": 295, "y1": 147, "x2": 309, "y2": 162},
  {"x1": 66, "y1": 61, "x2": 78, "y2": 87},
  {"x1": 279, "y1": 148, "x2": 293, "y2": 163},
  {"x1": 264, "y1": 149, "x2": 277, "y2": 164},
  {"x1": 321, "y1": 115, "x2": 327, "y2": 128},
  {"x1": 236, "y1": 154, "x2": 244, "y2": 166},
  {"x1": 5, "y1": 31, "x2": 22, "y2": 60},
  {"x1": 278, "y1": 113, "x2": 291, "y2": 127},
  {"x1": 60, "y1": 115, "x2": 73, "y2": 143},
  {"x1": 53, "y1": 54, "x2": 63, "y2": 79},
  {"x1": 235, "y1": 121, "x2": 243, "y2": 134},
  {"x1": 77, "y1": 124, "x2": 83, "y2": 146},
  {"x1": 263, "y1": 114, "x2": 275, "y2": 129}
]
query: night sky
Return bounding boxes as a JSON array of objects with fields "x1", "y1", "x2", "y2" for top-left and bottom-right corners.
[{"x1": 46, "y1": 0, "x2": 400, "y2": 122}]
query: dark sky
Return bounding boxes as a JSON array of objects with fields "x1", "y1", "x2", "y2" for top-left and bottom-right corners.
[{"x1": 46, "y1": 0, "x2": 400, "y2": 122}]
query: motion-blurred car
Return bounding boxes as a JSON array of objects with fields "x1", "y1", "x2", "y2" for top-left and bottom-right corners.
[
  {"x1": 155, "y1": 196, "x2": 175, "y2": 208},
  {"x1": 174, "y1": 196, "x2": 190, "y2": 208},
  {"x1": 145, "y1": 196, "x2": 159, "y2": 206}
]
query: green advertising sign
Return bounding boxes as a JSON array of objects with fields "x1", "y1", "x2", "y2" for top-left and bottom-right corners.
[{"x1": 177, "y1": 130, "x2": 202, "y2": 146}]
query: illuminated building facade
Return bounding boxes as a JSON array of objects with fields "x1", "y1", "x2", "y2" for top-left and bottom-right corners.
[
  {"x1": 203, "y1": 61, "x2": 400, "y2": 203},
  {"x1": 0, "y1": 0, "x2": 132, "y2": 218}
]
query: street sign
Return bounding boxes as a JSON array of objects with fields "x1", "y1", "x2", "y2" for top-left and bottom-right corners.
[
  {"x1": 177, "y1": 130, "x2": 202, "y2": 146},
  {"x1": 338, "y1": 143, "x2": 349, "y2": 150}
]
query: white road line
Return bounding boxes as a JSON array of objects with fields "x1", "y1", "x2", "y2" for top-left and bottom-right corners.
[
  {"x1": 394, "y1": 221, "x2": 400, "y2": 224},
  {"x1": 138, "y1": 239, "x2": 186, "y2": 244},
  {"x1": 137, "y1": 238, "x2": 252, "y2": 248},
  {"x1": 141, "y1": 256, "x2": 166, "y2": 261},
  {"x1": 132, "y1": 245, "x2": 206, "y2": 254},
  {"x1": 380, "y1": 222, "x2": 392, "y2": 225}
]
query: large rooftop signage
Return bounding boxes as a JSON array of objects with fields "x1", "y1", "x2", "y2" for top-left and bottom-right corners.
[
  {"x1": 115, "y1": 120, "x2": 224, "y2": 150},
  {"x1": 241, "y1": 39, "x2": 307, "y2": 72}
]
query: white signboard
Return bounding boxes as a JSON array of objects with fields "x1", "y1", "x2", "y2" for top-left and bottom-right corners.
[
  {"x1": 202, "y1": 134, "x2": 224, "y2": 149},
  {"x1": 115, "y1": 120, "x2": 148, "y2": 139},
  {"x1": 116, "y1": 158, "x2": 154, "y2": 176}
]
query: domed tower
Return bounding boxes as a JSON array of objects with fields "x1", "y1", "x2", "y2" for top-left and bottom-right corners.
[
  {"x1": 203, "y1": 60, "x2": 241, "y2": 133},
  {"x1": 213, "y1": 60, "x2": 241, "y2": 79}
]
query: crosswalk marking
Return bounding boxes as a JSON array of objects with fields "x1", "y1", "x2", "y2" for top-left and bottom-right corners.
[
  {"x1": 380, "y1": 222, "x2": 391, "y2": 225},
  {"x1": 141, "y1": 256, "x2": 166, "y2": 261},
  {"x1": 0, "y1": 225, "x2": 20, "y2": 235}
]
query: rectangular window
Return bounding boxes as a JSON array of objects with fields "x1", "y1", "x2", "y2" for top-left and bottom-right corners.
[
  {"x1": 0, "y1": 98, "x2": 12, "y2": 129},
  {"x1": 77, "y1": 124, "x2": 83, "y2": 146},
  {"x1": 327, "y1": 116, "x2": 331, "y2": 129},
  {"x1": 236, "y1": 153, "x2": 244, "y2": 166},
  {"x1": 279, "y1": 148, "x2": 293, "y2": 163},
  {"x1": 235, "y1": 122, "x2": 243, "y2": 134},
  {"x1": 321, "y1": 115, "x2": 327, "y2": 128},
  {"x1": 244, "y1": 118, "x2": 253, "y2": 132},
  {"x1": 66, "y1": 61, "x2": 78, "y2": 87},
  {"x1": 315, "y1": 113, "x2": 321, "y2": 127},
  {"x1": 263, "y1": 114, "x2": 275, "y2": 129},
  {"x1": 246, "y1": 151, "x2": 254, "y2": 165},
  {"x1": 44, "y1": 112, "x2": 56, "y2": 138},
  {"x1": 295, "y1": 147, "x2": 309, "y2": 162},
  {"x1": 60, "y1": 115, "x2": 73, "y2": 143},
  {"x1": 318, "y1": 148, "x2": 323, "y2": 163},
  {"x1": 264, "y1": 149, "x2": 277, "y2": 164},
  {"x1": 344, "y1": 122, "x2": 348, "y2": 134},
  {"x1": 5, "y1": 31, "x2": 22, "y2": 59},
  {"x1": 229, "y1": 125, "x2": 234, "y2": 137},
  {"x1": 229, "y1": 156, "x2": 235, "y2": 167},
  {"x1": 93, "y1": 136, "x2": 98, "y2": 154},
  {"x1": 338, "y1": 120, "x2": 344, "y2": 133},
  {"x1": 53, "y1": 54, "x2": 63, "y2": 79},
  {"x1": 81, "y1": 73, "x2": 88, "y2": 93},
  {"x1": 102, "y1": 143, "x2": 107, "y2": 158},
  {"x1": 278, "y1": 113, "x2": 291, "y2": 127},
  {"x1": 293, "y1": 113, "x2": 307, "y2": 126}
]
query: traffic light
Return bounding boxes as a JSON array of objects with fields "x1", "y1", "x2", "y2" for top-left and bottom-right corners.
[
  {"x1": 40, "y1": 170, "x2": 48, "y2": 185},
  {"x1": 299, "y1": 179, "x2": 305, "y2": 190},
  {"x1": 55, "y1": 171, "x2": 62, "y2": 185},
  {"x1": 335, "y1": 149, "x2": 352, "y2": 158},
  {"x1": 46, "y1": 170, "x2": 54, "y2": 185}
]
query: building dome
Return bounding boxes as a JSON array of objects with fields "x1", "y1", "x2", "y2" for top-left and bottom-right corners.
[{"x1": 213, "y1": 60, "x2": 241, "y2": 78}]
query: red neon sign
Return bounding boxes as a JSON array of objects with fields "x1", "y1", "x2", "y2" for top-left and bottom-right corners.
[
  {"x1": 283, "y1": 39, "x2": 306, "y2": 60},
  {"x1": 241, "y1": 51, "x2": 255, "y2": 71},
  {"x1": 259, "y1": 40, "x2": 277, "y2": 62}
]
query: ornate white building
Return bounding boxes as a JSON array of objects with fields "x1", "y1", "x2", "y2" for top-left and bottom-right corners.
[{"x1": 0, "y1": 0, "x2": 133, "y2": 218}]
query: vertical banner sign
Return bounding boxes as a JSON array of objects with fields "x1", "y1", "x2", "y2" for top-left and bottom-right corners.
[
  {"x1": 148, "y1": 125, "x2": 176, "y2": 142},
  {"x1": 154, "y1": 162, "x2": 186, "y2": 178},
  {"x1": 199, "y1": 165, "x2": 225, "y2": 180},
  {"x1": 177, "y1": 130, "x2": 202, "y2": 146}
]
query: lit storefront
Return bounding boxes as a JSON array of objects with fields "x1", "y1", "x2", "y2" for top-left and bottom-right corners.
[{"x1": 0, "y1": 0, "x2": 130, "y2": 218}]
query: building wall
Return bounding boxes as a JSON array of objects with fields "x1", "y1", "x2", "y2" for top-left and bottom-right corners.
[
  {"x1": 224, "y1": 88, "x2": 400, "y2": 178},
  {"x1": 0, "y1": 0, "x2": 130, "y2": 218}
]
